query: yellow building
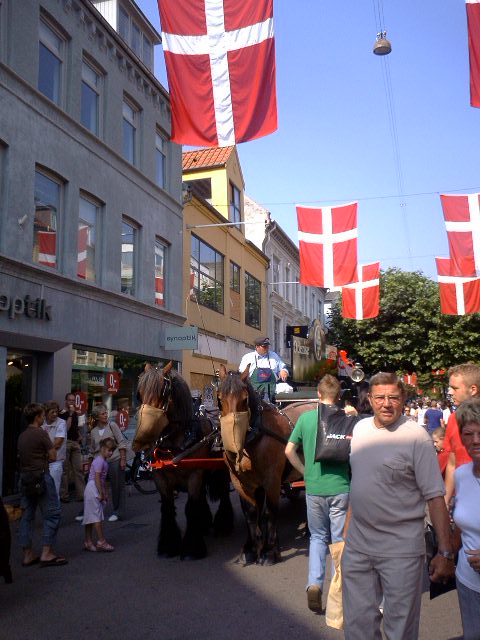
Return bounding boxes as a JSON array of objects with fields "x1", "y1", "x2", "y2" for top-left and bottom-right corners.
[{"x1": 181, "y1": 147, "x2": 269, "y2": 392}]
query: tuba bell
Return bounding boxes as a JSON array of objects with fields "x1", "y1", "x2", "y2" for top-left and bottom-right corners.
[{"x1": 350, "y1": 365, "x2": 365, "y2": 383}]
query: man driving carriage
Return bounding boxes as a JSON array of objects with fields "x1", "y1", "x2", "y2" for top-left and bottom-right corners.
[{"x1": 238, "y1": 337, "x2": 289, "y2": 403}]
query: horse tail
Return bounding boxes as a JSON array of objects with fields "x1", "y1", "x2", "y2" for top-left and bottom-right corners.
[{"x1": 205, "y1": 467, "x2": 231, "y2": 503}]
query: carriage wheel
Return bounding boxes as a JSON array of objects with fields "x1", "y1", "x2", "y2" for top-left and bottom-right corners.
[{"x1": 130, "y1": 453, "x2": 157, "y2": 495}]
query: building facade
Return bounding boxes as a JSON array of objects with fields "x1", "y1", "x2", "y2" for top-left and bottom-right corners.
[
  {"x1": 182, "y1": 147, "x2": 269, "y2": 393},
  {"x1": 0, "y1": 0, "x2": 184, "y2": 495},
  {"x1": 244, "y1": 195, "x2": 326, "y2": 367}
]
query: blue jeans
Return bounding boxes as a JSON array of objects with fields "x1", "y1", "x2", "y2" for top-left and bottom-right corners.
[
  {"x1": 457, "y1": 579, "x2": 480, "y2": 640},
  {"x1": 19, "y1": 473, "x2": 61, "y2": 549},
  {"x1": 305, "y1": 492, "x2": 349, "y2": 588}
]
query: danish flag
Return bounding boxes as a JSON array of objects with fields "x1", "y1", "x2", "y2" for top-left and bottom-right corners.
[
  {"x1": 297, "y1": 202, "x2": 358, "y2": 289},
  {"x1": 158, "y1": 0, "x2": 277, "y2": 147},
  {"x1": 436, "y1": 257, "x2": 480, "y2": 315},
  {"x1": 440, "y1": 193, "x2": 480, "y2": 276},
  {"x1": 77, "y1": 225, "x2": 88, "y2": 279},
  {"x1": 155, "y1": 277, "x2": 164, "y2": 306},
  {"x1": 342, "y1": 262, "x2": 380, "y2": 320},
  {"x1": 467, "y1": 0, "x2": 480, "y2": 107},
  {"x1": 37, "y1": 231, "x2": 56, "y2": 268}
]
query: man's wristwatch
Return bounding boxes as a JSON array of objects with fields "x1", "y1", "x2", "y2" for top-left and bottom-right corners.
[{"x1": 437, "y1": 549, "x2": 455, "y2": 561}]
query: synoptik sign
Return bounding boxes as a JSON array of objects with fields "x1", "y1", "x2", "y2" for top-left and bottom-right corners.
[
  {"x1": 0, "y1": 294, "x2": 52, "y2": 320},
  {"x1": 164, "y1": 325, "x2": 198, "y2": 350}
]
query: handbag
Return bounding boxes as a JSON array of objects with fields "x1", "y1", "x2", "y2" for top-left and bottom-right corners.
[
  {"x1": 325, "y1": 541, "x2": 345, "y2": 630},
  {"x1": 314, "y1": 404, "x2": 358, "y2": 463},
  {"x1": 20, "y1": 471, "x2": 46, "y2": 498}
]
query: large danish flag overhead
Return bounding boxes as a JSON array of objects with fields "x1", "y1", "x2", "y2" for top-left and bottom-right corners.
[
  {"x1": 440, "y1": 193, "x2": 480, "y2": 276},
  {"x1": 158, "y1": 0, "x2": 277, "y2": 147},
  {"x1": 297, "y1": 202, "x2": 358, "y2": 289},
  {"x1": 342, "y1": 262, "x2": 380, "y2": 320},
  {"x1": 436, "y1": 257, "x2": 480, "y2": 315},
  {"x1": 467, "y1": 0, "x2": 480, "y2": 107}
]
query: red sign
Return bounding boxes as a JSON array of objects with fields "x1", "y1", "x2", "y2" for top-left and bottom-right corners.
[
  {"x1": 116, "y1": 409, "x2": 129, "y2": 432},
  {"x1": 106, "y1": 372, "x2": 120, "y2": 394},
  {"x1": 73, "y1": 391, "x2": 87, "y2": 413}
]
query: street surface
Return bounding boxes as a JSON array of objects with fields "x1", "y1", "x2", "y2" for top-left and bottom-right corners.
[{"x1": 2, "y1": 487, "x2": 463, "y2": 640}]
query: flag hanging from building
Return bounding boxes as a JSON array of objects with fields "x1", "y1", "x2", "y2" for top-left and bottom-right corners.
[
  {"x1": 38, "y1": 231, "x2": 56, "y2": 268},
  {"x1": 467, "y1": 0, "x2": 480, "y2": 107},
  {"x1": 155, "y1": 277, "x2": 164, "y2": 306},
  {"x1": 158, "y1": 0, "x2": 277, "y2": 147},
  {"x1": 297, "y1": 202, "x2": 358, "y2": 289},
  {"x1": 77, "y1": 225, "x2": 88, "y2": 279},
  {"x1": 440, "y1": 193, "x2": 480, "y2": 276},
  {"x1": 342, "y1": 262, "x2": 380, "y2": 320},
  {"x1": 436, "y1": 256, "x2": 480, "y2": 315}
]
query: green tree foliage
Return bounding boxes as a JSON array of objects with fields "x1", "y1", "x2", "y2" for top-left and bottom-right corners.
[{"x1": 328, "y1": 268, "x2": 480, "y2": 375}]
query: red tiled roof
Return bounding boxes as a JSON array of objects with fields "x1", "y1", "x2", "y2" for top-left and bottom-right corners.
[{"x1": 182, "y1": 146, "x2": 234, "y2": 171}]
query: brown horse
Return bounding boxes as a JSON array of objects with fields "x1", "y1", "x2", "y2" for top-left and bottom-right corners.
[
  {"x1": 135, "y1": 363, "x2": 233, "y2": 560},
  {"x1": 217, "y1": 364, "x2": 301, "y2": 565}
]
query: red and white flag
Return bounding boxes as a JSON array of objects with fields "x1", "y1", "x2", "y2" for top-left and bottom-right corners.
[
  {"x1": 38, "y1": 231, "x2": 56, "y2": 268},
  {"x1": 467, "y1": 0, "x2": 480, "y2": 107},
  {"x1": 155, "y1": 276, "x2": 164, "y2": 306},
  {"x1": 440, "y1": 193, "x2": 480, "y2": 276},
  {"x1": 436, "y1": 256, "x2": 480, "y2": 315},
  {"x1": 77, "y1": 225, "x2": 88, "y2": 279},
  {"x1": 297, "y1": 202, "x2": 358, "y2": 289},
  {"x1": 342, "y1": 262, "x2": 380, "y2": 320},
  {"x1": 158, "y1": 0, "x2": 277, "y2": 147}
]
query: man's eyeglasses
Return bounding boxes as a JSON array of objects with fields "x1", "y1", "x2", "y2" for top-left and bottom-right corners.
[{"x1": 370, "y1": 394, "x2": 402, "y2": 404}]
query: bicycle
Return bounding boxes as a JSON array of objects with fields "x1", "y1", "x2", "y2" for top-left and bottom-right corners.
[{"x1": 127, "y1": 451, "x2": 157, "y2": 495}]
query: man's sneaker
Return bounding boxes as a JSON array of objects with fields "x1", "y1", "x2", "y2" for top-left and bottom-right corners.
[
  {"x1": 75, "y1": 515, "x2": 84, "y2": 522},
  {"x1": 307, "y1": 585, "x2": 322, "y2": 613},
  {"x1": 108, "y1": 514, "x2": 119, "y2": 522}
]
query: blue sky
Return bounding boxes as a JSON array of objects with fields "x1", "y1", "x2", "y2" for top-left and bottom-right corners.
[{"x1": 137, "y1": 0, "x2": 480, "y2": 279}]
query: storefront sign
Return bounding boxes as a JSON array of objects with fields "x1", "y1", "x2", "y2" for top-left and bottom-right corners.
[
  {"x1": 73, "y1": 391, "x2": 87, "y2": 413},
  {"x1": 0, "y1": 294, "x2": 52, "y2": 320},
  {"x1": 165, "y1": 326, "x2": 198, "y2": 350},
  {"x1": 88, "y1": 374, "x2": 105, "y2": 386},
  {"x1": 105, "y1": 372, "x2": 120, "y2": 394},
  {"x1": 115, "y1": 409, "x2": 129, "y2": 431}
]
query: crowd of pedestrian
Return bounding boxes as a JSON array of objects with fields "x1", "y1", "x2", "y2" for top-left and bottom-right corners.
[
  {"x1": 13, "y1": 394, "x2": 130, "y2": 569},
  {"x1": 286, "y1": 363, "x2": 480, "y2": 640}
]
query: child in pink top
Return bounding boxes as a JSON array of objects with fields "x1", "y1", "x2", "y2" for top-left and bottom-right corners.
[{"x1": 82, "y1": 437, "x2": 115, "y2": 552}]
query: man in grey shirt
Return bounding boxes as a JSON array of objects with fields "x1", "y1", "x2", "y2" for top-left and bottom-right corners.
[{"x1": 342, "y1": 372, "x2": 454, "y2": 640}]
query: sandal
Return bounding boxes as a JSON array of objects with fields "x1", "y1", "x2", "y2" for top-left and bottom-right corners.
[
  {"x1": 96, "y1": 540, "x2": 114, "y2": 552},
  {"x1": 83, "y1": 542, "x2": 97, "y2": 552}
]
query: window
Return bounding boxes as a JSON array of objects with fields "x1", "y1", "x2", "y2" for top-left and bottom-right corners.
[
  {"x1": 191, "y1": 235, "x2": 224, "y2": 313},
  {"x1": 131, "y1": 22, "x2": 141, "y2": 57},
  {"x1": 122, "y1": 99, "x2": 138, "y2": 164},
  {"x1": 38, "y1": 19, "x2": 64, "y2": 105},
  {"x1": 155, "y1": 239, "x2": 166, "y2": 306},
  {"x1": 33, "y1": 170, "x2": 60, "y2": 269},
  {"x1": 117, "y1": 6, "x2": 153, "y2": 70},
  {"x1": 155, "y1": 131, "x2": 166, "y2": 189},
  {"x1": 142, "y1": 35, "x2": 153, "y2": 68},
  {"x1": 318, "y1": 299, "x2": 323, "y2": 320},
  {"x1": 273, "y1": 316, "x2": 281, "y2": 353},
  {"x1": 118, "y1": 6, "x2": 129, "y2": 40},
  {"x1": 81, "y1": 59, "x2": 101, "y2": 135},
  {"x1": 230, "y1": 262, "x2": 240, "y2": 292},
  {"x1": 294, "y1": 276, "x2": 299, "y2": 309},
  {"x1": 78, "y1": 195, "x2": 99, "y2": 282},
  {"x1": 121, "y1": 220, "x2": 136, "y2": 295},
  {"x1": 229, "y1": 182, "x2": 241, "y2": 226},
  {"x1": 285, "y1": 265, "x2": 291, "y2": 302},
  {"x1": 245, "y1": 272, "x2": 261, "y2": 329},
  {"x1": 272, "y1": 256, "x2": 280, "y2": 293}
]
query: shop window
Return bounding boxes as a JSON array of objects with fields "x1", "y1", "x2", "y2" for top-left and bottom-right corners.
[
  {"x1": 122, "y1": 98, "x2": 139, "y2": 165},
  {"x1": 190, "y1": 234, "x2": 224, "y2": 313},
  {"x1": 33, "y1": 170, "x2": 60, "y2": 269},
  {"x1": 155, "y1": 130, "x2": 166, "y2": 189},
  {"x1": 38, "y1": 18, "x2": 65, "y2": 105},
  {"x1": 121, "y1": 219, "x2": 137, "y2": 295},
  {"x1": 245, "y1": 271, "x2": 261, "y2": 329},
  {"x1": 78, "y1": 195, "x2": 99, "y2": 282},
  {"x1": 155, "y1": 239, "x2": 167, "y2": 306},
  {"x1": 81, "y1": 58, "x2": 102, "y2": 136}
]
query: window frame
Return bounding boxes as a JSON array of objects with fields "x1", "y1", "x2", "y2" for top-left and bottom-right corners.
[
  {"x1": 81, "y1": 56, "x2": 103, "y2": 136},
  {"x1": 229, "y1": 182, "x2": 241, "y2": 226},
  {"x1": 190, "y1": 234, "x2": 224, "y2": 314},
  {"x1": 154, "y1": 238, "x2": 167, "y2": 307},
  {"x1": 155, "y1": 129, "x2": 167, "y2": 189},
  {"x1": 122, "y1": 96, "x2": 139, "y2": 166},
  {"x1": 33, "y1": 168, "x2": 62, "y2": 270},
  {"x1": 245, "y1": 271, "x2": 261, "y2": 329},
  {"x1": 229, "y1": 261, "x2": 240, "y2": 293},
  {"x1": 121, "y1": 218, "x2": 138, "y2": 296},
  {"x1": 78, "y1": 193, "x2": 100, "y2": 283},
  {"x1": 38, "y1": 17, "x2": 65, "y2": 106}
]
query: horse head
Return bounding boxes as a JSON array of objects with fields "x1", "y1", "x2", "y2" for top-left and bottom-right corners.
[
  {"x1": 217, "y1": 364, "x2": 258, "y2": 468},
  {"x1": 132, "y1": 362, "x2": 173, "y2": 452}
]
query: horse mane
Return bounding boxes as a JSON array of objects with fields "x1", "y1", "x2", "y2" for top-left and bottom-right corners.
[{"x1": 219, "y1": 370, "x2": 262, "y2": 419}]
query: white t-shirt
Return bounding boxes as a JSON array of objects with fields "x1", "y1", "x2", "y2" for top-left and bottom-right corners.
[
  {"x1": 347, "y1": 415, "x2": 445, "y2": 556},
  {"x1": 42, "y1": 417, "x2": 67, "y2": 462},
  {"x1": 238, "y1": 350, "x2": 288, "y2": 377},
  {"x1": 454, "y1": 463, "x2": 480, "y2": 593}
]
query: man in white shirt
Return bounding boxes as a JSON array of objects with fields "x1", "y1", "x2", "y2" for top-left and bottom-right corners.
[
  {"x1": 42, "y1": 401, "x2": 67, "y2": 499},
  {"x1": 239, "y1": 337, "x2": 288, "y2": 402}
]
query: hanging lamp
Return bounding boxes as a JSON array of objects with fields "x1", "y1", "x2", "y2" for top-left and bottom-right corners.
[{"x1": 373, "y1": 31, "x2": 392, "y2": 55}]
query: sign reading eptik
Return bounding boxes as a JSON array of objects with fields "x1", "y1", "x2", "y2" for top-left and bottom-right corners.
[{"x1": 0, "y1": 293, "x2": 52, "y2": 320}]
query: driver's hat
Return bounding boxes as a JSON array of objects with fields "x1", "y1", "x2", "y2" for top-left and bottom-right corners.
[{"x1": 254, "y1": 337, "x2": 270, "y2": 347}]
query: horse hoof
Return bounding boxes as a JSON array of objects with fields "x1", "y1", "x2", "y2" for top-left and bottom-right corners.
[
  {"x1": 180, "y1": 551, "x2": 207, "y2": 561},
  {"x1": 237, "y1": 551, "x2": 257, "y2": 566}
]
